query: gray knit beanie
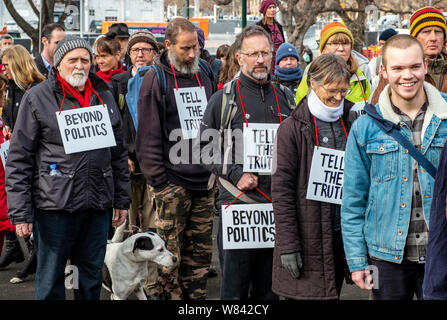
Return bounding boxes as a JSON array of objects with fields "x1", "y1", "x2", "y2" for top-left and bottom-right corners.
[{"x1": 53, "y1": 36, "x2": 93, "y2": 68}]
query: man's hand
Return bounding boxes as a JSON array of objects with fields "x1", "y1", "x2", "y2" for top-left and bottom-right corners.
[
  {"x1": 351, "y1": 269, "x2": 374, "y2": 290},
  {"x1": 236, "y1": 173, "x2": 258, "y2": 191},
  {"x1": 112, "y1": 209, "x2": 128, "y2": 227},
  {"x1": 281, "y1": 252, "x2": 303, "y2": 279},
  {"x1": 128, "y1": 159, "x2": 135, "y2": 174},
  {"x1": 16, "y1": 223, "x2": 32, "y2": 238},
  {"x1": 2, "y1": 125, "x2": 11, "y2": 139}
]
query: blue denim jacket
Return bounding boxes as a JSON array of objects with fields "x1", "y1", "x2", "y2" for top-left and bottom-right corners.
[{"x1": 341, "y1": 83, "x2": 447, "y2": 272}]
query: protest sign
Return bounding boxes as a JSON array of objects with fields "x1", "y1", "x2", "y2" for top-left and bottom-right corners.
[
  {"x1": 56, "y1": 105, "x2": 116, "y2": 154},
  {"x1": 174, "y1": 86, "x2": 208, "y2": 139},
  {"x1": 222, "y1": 203, "x2": 275, "y2": 250},
  {"x1": 306, "y1": 146, "x2": 345, "y2": 205},
  {"x1": 0, "y1": 139, "x2": 10, "y2": 170},
  {"x1": 243, "y1": 123, "x2": 279, "y2": 174}
]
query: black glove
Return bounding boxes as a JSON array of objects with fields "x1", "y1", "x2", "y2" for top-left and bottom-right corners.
[{"x1": 280, "y1": 252, "x2": 303, "y2": 279}]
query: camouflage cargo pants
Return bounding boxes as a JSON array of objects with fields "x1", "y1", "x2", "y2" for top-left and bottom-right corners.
[{"x1": 154, "y1": 183, "x2": 214, "y2": 300}]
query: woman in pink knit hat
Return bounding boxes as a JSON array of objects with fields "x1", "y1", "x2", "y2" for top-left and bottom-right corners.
[{"x1": 256, "y1": 0, "x2": 285, "y2": 74}]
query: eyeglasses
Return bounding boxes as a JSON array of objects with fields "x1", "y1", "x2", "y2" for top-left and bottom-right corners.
[
  {"x1": 130, "y1": 47, "x2": 155, "y2": 55},
  {"x1": 239, "y1": 51, "x2": 272, "y2": 59},
  {"x1": 325, "y1": 42, "x2": 351, "y2": 49},
  {"x1": 321, "y1": 86, "x2": 349, "y2": 96}
]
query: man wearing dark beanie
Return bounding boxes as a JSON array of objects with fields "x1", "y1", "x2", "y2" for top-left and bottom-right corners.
[{"x1": 371, "y1": 6, "x2": 447, "y2": 105}]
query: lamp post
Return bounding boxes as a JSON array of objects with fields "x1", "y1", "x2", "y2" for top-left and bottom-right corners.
[{"x1": 242, "y1": 0, "x2": 247, "y2": 28}]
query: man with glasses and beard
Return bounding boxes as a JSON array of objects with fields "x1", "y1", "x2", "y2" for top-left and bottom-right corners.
[
  {"x1": 5, "y1": 36, "x2": 130, "y2": 300},
  {"x1": 199, "y1": 25, "x2": 294, "y2": 300},
  {"x1": 136, "y1": 17, "x2": 215, "y2": 300}
]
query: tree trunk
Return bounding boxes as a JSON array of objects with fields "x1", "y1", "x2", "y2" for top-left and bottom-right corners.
[{"x1": 3, "y1": 0, "x2": 71, "y2": 55}]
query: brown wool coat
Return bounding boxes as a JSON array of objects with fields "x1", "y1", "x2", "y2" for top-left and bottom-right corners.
[{"x1": 271, "y1": 97, "x2": 352, "y2": 300}]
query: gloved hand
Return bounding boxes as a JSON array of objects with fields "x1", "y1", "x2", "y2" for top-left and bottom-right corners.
[{"x1": 280, "y1": 252, "x2": 303, "y2": 279}]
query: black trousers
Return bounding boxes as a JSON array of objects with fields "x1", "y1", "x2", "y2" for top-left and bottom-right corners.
[{"x1": 370, "y1": 257, "x2": 425, "y2": 300}]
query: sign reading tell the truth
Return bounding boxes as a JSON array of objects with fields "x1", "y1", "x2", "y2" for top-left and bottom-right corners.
[
  {"x1": 174, "y1": 86, "x2": 208, "y2": 139},
  {"x1": 306, "y1": 146, "x2": 345, "y2": 205},
  {"x1": 243, "y1": 123, "x2": 279, "y2": 174},
  {"x1": 222, "y1": 203, "x2": 275, "y2": 250},
  {"x1": 56, "y1": 105, "x2": 116, "y2": 154}
]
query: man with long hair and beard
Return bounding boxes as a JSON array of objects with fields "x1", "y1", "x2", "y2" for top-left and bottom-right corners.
[{"x1": 136, "y1": 17, "x2": 216, "y2": 300}]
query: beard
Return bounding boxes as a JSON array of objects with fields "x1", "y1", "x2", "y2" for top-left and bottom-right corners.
[
  {"x1": 241, "y1": 59, "x2": 270, "y2": 81},
  {"x1": 168, "y1": 50, "x2": 199, "y2": 75},
  {"x1": 67, "y1": 70, "x2": 88, "y2": 88}
]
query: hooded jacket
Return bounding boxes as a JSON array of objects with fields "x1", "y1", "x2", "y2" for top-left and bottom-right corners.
[
  {"x1": 135, "y1": 50, "x2": 215, "y2": 192},
  {"x1": 5, "y1": 68, "x2": 131, "y2": 224}
]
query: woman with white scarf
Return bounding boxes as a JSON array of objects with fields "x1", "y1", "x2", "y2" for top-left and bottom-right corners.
[{"x1": 271, "y1": 53, "x2": 355, "y2": 300}]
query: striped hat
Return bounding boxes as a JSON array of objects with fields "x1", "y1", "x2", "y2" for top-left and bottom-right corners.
[
  {"x1": 53, "y1": 36, "x2": 93, "y2": 68},
  {"x1": 410, "y1": 7, "x2": 447, "y2": 38},
  {"x1": 319, "y1": 22, "x2": 354, "y2": 52}
]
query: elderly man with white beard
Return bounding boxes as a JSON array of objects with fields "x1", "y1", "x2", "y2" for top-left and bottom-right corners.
[{"x1": 5, "y1": 36, "x2": 131, "y2": 300}]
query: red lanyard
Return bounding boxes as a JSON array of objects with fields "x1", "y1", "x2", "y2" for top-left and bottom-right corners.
[
  {"x1": 354, "y1": 72, "x2": 368, "y2": 105},
  {"x1": 314, "y1": 116, "x2": 348, "y2": 149},
  {"x1": 236, "y1": 79, "x2": 282, "y2": 127},
  {"x1": 170, "y1": 64, "x2": 202, "y2": 90}
]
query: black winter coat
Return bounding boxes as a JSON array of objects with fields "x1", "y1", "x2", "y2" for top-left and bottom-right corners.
[
  {"x1": 200, "y1": 72, "x2": 293, "y2": 206},
  {"x1": 5, "y1": 68, "x2": 131, "y2": 224},
  {"x1": 1, "y1": 81, "x2": 26, "y2": 131}
]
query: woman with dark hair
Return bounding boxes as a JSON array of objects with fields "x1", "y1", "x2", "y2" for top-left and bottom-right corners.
[
  {"x1": 256, "y1": 0, "x2": 285, "y2": 74},
  {"x1": 217, "y1": 42, "x2": 240, "y2": 90},
  {"x1": 95, "y1": 32, "x2": 125, "y2": 83},
  {"x1": 272, "y1": 53, "x2": 354, "y2": 300},
  {"x1": 216, "y1": 44, "x2": 230, "y2": 64}
]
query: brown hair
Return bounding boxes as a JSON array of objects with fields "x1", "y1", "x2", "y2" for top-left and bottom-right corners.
[
  {"x1": 165, "y1": 17, "x2": 197, "y2": 45},
  {"x1": 0, "y1": 73, "x2": 8, "y2": 109},
  {"x1": 307, "y1": 53, "x2": 351, "y2": 87},
  {"x1": 382, "y1": 34, "x2": 424, "y2": 68},
  {"x1": 95, "y1": 31, "x2": 121, "y2": 56},
  {"x1": 219, "y1": 43, "x2": 240, "y2": 84},
  {"x1": 216, "y1": 44, "x2": 230, "y2": 60},
  {"x1": 3, "y1": 45, "x2": 45, "y2": 91}
]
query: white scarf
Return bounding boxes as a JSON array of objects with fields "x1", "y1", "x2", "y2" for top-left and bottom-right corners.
[{"x1": 307, "y1": 89, "x2": 344, "y2": 122}]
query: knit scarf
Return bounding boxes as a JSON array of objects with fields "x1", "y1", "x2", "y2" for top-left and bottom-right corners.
[
  {"x1": 56, "y1": 71, "x2": 93, "y2": 109},
  {"x1": 307, "y1": 89, "x2": 344, "y2": 122},
  {"x1": 96, "y1": 61, "x2": 125, "y2": 83},
  {"x1": 275, "y1": 66, "x2": 302, "y2": 82}
]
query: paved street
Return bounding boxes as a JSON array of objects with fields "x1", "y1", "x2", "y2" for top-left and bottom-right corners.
[{"x1": 0, "y1": 216, "x2": 370, "y2": 300}]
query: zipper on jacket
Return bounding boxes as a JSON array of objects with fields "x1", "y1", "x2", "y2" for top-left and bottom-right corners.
[{"x1": 260, "y1": 86, "x2": 265, "y2": 102}]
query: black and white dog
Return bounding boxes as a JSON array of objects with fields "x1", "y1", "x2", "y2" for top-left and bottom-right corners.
[{"x1": 102, "y1": 231, "x2": 177, "y2": 300}]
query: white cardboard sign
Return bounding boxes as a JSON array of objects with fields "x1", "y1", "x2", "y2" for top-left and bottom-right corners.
[
  {"x1": 306, "y1": 146, "x2": 345, "y2": 205},
  {"x1": 243, "y1": 123, "x2": 279, "y2": 174},
  {"x1": 222, "y1": 203, "x2": 275, "y2": 250},
  {"x1": 0, "y1": 140, "x2": 10, "y2": 169},
  {"x1": 55, "y1": 105, "x2": 116, "y2": 154},
  {"x1": 174, "y1": 86, "x2": 208, "y2": 139}
]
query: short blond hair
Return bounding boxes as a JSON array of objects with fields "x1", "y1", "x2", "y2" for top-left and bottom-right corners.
[{"x1": 382, "y1": 34, "x2": 424, "y2": 68}]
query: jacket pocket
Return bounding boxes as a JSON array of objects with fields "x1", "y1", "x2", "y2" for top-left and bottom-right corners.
[
  {"x1": 38, "y1": 170, "x2": 75, "y2": 210},
  {"x1": 366, "y1": 140, "x2": 398, "y2": 182},
  {"x1": 427, "y1": 134, "x2": 447, "y2": 166}
]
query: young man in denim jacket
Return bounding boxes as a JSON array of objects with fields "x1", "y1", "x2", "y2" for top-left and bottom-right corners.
[{"x1": 341, "y1": 34, "x2": 447, "y2": 300}]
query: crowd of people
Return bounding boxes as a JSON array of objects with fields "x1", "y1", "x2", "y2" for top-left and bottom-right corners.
[{"x1": 0, "y1": 0, "x2": 447, "y2": 301}]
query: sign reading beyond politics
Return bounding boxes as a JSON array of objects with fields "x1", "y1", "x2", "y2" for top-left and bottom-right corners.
[
  {"x1": 56, "y1": 105, "x2": 116, "y2": 154},
  {"x1": 222, "y1": 203, "x2": 275, "y2": 250},
  {"x1": 174, "y1": 86, "x2": 208, "y2": 139},
  {"x1": 0, "y1": 140, "x2": 10, "y2": 170},
  {"x1": 306, "y1": 146, "x2": 345, "y2": 205},
  {"x1": 243, "y1": 123, "x2": 279, "y2": 174}
]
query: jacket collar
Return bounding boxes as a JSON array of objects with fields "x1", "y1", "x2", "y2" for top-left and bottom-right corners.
[
  {"x1": 378, "y1": 81, "x2": 447, "y2": 124},
  {"x1": 238, "y1": 71, "x2": 271, "y2": 91}
]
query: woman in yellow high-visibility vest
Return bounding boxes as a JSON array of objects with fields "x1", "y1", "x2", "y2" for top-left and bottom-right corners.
[{"x1": 296, "y1": 22, "x2": 372, "y2": 122}]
